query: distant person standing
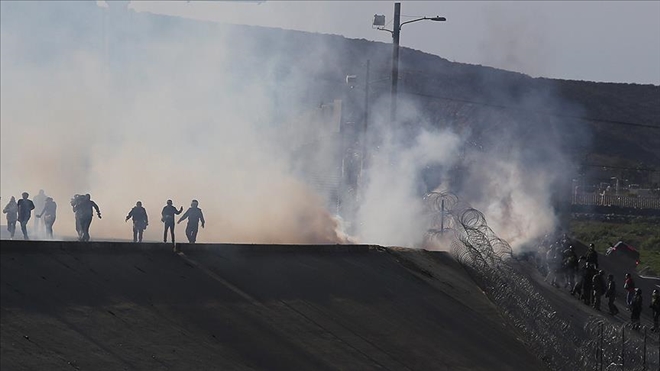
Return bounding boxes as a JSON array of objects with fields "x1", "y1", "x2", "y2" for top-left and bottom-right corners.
[
  {"x1": 74, "y1": 194, "x2": 101, "y2": 242},
  {"x1": 586, "y1": 243, "x2": 599, "y2": 269},
  {"x1": 32, "y1": 189, "x2": 47, "y2": 235},
  {"x1": 161, "y1": 199, "x2": 183, "y2": 243},
  {"x1": 605, "y1": 274, "x2": 619, "y2": 315},
  {"x1": 16, "y1": 192, "x2": 35, "y2": 240},
  {"x1": 651, "y1": 289, "x2": 660, "y2": 332},
  {"x1": 36, "y1": 197, "x2": 57, "y2": 239},
  {"x1": 624, "y1": 273, "x2": 636, "y2": 310},
  {"x1": 2, "y1": 196, "x2": 18, "y2": 239},
  {"x1": 125, "y1": 201, "x2": 148, "y2": 242},
  {"x1": 592, "y1": 270, "x2": 606, "y2": 311},
  {"x1": 178, "y1": 199, "x2": 205, "y2": 244},
  {"x1": 631, "y1": 288, "x2": 643, "y2": 330}
]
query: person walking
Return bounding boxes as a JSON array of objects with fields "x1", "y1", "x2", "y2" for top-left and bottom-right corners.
[
  {"x1": 70, "y1": 194, "x2": 83, "y2": 240},
  {"x1": 36, "y1": 197, "x2": 57, "y2": 239},
  {"x1": 651, "y1": 289, "x2": 660, "y2": 332},
  {"x1": 2, "y1": 196, "x2": 18, "y2": 239},
  {"x1": 631, "y1": 288, "x2": 643, "y2": 330},
  {"x1": 74, "y1": 194, "x2": 101, "y2": 242},
  {"x1": 592, "y1": 270, "x2": 606, "y2": 311},
  {"x1": 16, "y1": 192, "x2": 35, "y2": 240},
  {"x1": 125, "y1": 201, "x2": 148, "y2": 242},
  {"x1": 161, "y1": 200, "x2": 183, "y2": 243},
  {"x1": 177, "y1": 199, "x2": 205, "y2": 244},
  {"x1": 32, "y1": 189, "x2": 47, "y2": 236},
  {"x1": 605, "y1": 274, "x2": 619, "y2": 315},
  {"x1": 563, "y1": 245, "x2": 578, "y2": 289}
]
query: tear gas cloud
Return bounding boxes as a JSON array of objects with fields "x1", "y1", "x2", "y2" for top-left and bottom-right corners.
[{"x1": 0, "y1": 2, "x2": 585, "y2": 250}]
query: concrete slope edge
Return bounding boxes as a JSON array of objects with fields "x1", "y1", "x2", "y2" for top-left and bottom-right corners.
[
  {"x1": 0, "y1": 240, "x2": 378, "y2": 254},
  {"x1": 1, "y1": 240, "x2": 551, "y2": 370}
]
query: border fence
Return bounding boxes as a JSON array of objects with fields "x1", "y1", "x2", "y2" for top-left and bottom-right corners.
[
  {"x1": 424, "y1": 191, "x2": 660, "y2": 371},
  {"x1": 573, "y1": 193, "x2": 660, "y2": 210}
]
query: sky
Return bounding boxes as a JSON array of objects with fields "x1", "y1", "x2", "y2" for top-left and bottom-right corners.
[{"x1": 125, "y1": 0, "x2": 660, "y2": 85}]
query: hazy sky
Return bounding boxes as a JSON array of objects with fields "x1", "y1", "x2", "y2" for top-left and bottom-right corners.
[{"x1": 124, "y1": 1, "x2": 660, "y2": 85}]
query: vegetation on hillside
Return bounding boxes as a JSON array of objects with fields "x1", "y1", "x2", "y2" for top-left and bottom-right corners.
[{"x1": 569, "y1": 218, "x2": 660, "y2": 275}]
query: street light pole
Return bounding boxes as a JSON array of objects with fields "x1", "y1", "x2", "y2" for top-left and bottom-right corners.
[
  {"x1": 375, "y1": 3, "x2": 445, "y2": 126},
  {"x1": 391, "y1": 2, "x2": 401, "y2": 126}
]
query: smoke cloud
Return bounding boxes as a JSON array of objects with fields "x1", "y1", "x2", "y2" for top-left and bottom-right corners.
[{"x1": 1, "y1": 2, "x2": 586, "y2": 250}]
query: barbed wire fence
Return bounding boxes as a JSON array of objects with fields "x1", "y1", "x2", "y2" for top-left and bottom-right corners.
[{"x1": 423, "y1": 191, "x2": 660, "y2": 371}]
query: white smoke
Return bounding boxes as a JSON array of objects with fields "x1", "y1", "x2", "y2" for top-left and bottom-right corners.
[{"x1": 1, "y1": 2, "x2": 583, "y2": 250}]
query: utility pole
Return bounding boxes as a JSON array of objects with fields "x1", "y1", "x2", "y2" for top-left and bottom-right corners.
[
  {"x1": 373, "y1": 3, "x2": 444, "y2": 126},
  {"x1": 361, "y1": 59, "x2": 370, "y2": 180},
  {"x1": 390, "y1": 2, "x2": 401, "y2": 126}
]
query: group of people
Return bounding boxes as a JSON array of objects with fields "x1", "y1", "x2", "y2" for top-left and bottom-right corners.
[
  {"x1": 125, "y1": 199, "x2": 205, "y2": 244},
  {"x1": 3, "y1": 191, "x2": 206, "y2": 244},
  {"x1": 542, "y1": 241, "x2": 660, "y2": 331},
  {"x1": 2, "y1": 191, "x2": 54, "y2": 240}
]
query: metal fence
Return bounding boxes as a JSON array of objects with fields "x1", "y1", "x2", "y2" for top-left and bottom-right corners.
[
  {"x1": 573, "y1": 193, "x2": 660, "y2": 210},
  {"x1": 424, "y1": 191, "x2": 660, "y2": 371},
  {"x1": 582, "y1": 318, "x2": 660, "y2": 371}
]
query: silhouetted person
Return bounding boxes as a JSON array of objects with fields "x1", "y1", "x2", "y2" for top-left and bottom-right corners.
[
  {"x1": 582, "y1": 263, "x2": 596, "y2": 305},
  {"x1": 592, "y1": 270, "x2": 606, "y2": 311},
  {"x1": 2, "y1": 196, "x2": 18, "y2": 239},
  {"x1": 161, "y1": 199, "x2": 183, "y2": 243},
  {"x1": 571, "y1": 256, "x2": 587, "y2": 298},
  {"x1": 70, "y1": 194, "x2": 84, "y2": 239},
  {"x1": 125, "y1": 201, "x2": 148, "y2": 242},
  {"x1": 545, "y1": 246, "x2": 560, "y2": 287},
  {"x1": 563, "y1": 245, "x2": 578, "y2": 289},
  {"x1": 631, "y1": 288, "x2": 643, "y2": 330},
  {"x1": 74, "y1": 194, "x2": 101, "y2": 242},
  {"x1": 178, "y1": 199, "x2": 205, "y2": 244},
  {"x1": 651, "y1": 289, "x2": 660, "y2": 332},
  {"x1": 605, "y1": 274, "x2": 619, "y2": 315},
  {"x1": 33, "y1": 189, "x2": 47, "y2": 235},
  {"x1": 36, "y1": 197, "x2": 57, "y2": 239},
  {"x1": 17, "y1": 192, "x2": 35, "y2": 240},
  {"x1": 586, "y1": 243, "x2": 599, "y2": 269}
]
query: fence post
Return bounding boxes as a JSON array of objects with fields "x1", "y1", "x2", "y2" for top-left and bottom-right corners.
[
  {"x1": 622, "y1": 325, "x2": 625, "y2": 371},
  {"x1": 643, "y1": 328, "x2": 646, "y2": 370},
  {"x1": 600, "y1": 322, "x2": 604, "y2": 371}
]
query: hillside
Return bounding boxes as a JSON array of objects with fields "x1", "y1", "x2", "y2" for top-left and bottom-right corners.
[{"x1": 2, "y1": 1, "x2": 658, "y2": 177}]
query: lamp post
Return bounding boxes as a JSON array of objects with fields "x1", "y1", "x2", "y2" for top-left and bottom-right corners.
[{"x1": 374, "y1": 3, "x2": 446, "y2": 125}]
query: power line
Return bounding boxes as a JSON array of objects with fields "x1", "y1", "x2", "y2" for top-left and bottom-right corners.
[
  {"x1": 398, "y1": 90, "x2": 660, "y2": 130},
  {"x1": 314, "y1": 76, "x2": 660, "y2": 130}
]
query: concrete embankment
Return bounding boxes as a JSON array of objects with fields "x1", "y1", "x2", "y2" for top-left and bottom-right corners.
[{"x1": 1, "y1": 241, "x2": 549, "y2": 370}]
